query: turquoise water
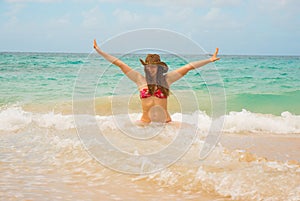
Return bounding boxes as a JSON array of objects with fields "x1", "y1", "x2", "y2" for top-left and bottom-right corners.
[{"x1": 0, "y1": 52, "x2": 299, "y2": 115}]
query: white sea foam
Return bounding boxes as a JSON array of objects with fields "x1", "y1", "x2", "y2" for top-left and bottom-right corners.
[
  {"x1": 0, "y1": 107, "x2": 299, "y2": 134},
  {"x1": 0, "y1": 107, "x2": 75, "y2": 132},
  {"x1": 35, "y1": 112, "x2": 75, "y2": 130},
  {"x1": 223, "y1": 109, "x2": 300, "y2": 134},
  {"x1": 0, "y1": 107, "x2": 32, "y2": 131},
  {"x1": 172, "y1": 109, "x2": 300, "y2": 134}
]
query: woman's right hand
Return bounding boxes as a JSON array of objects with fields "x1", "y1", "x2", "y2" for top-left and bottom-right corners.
[{"x1": 93, "y1": 39, "x2": 99, "y2": 49}]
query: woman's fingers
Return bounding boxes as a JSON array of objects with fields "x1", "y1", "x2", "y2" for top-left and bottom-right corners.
[
  {"x1": 212, "y1": 48, "x2": 220, "y2": 62},
  {"x1": 93, "y1": 39, "x2": 98, "y2": 49},
  {"x1": 214, "y1": 48, "x2": 219, "y2": 56}
]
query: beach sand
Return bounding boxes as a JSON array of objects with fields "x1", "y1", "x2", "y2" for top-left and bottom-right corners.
[{"x1": 220, "y1": 133, "x2": 300, "y2": 163}]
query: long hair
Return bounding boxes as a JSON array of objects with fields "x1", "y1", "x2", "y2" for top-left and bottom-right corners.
[{"x1": 144, "y1": 65, "x2": 169, "y2": 97}]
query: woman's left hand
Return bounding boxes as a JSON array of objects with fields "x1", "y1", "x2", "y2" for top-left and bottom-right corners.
[{"x1": 210, "y1": 48, "x2": 220, "y2": 62}]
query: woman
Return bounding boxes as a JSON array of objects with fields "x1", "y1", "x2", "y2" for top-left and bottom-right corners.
[{"x1": 93, "y1": 39, "x2": 220, "y2": 124}]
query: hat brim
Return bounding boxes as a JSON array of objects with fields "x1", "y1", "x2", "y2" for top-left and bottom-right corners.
[
  {"x1": 140, "y1": 59, "x2": 168, "y2": 72},
  {"x1": 139, "y1": 58, "x2": 147, "y2": 66}
]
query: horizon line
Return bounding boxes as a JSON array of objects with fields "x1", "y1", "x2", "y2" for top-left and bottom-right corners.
[{"x1": 0, "y1": 51, "x2": 299, "y2": 57}]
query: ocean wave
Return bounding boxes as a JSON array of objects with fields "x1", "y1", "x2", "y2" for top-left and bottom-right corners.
[
  {"x1": 0, "y1": 106, "x2": 299, "y2": 134},
  {"x1": 0, "y1": 107, "x2": 75, "y2": 131},
  {"x1": 226, "y1": 90, "x2": 300, "y2": 115},
  {"x1": 223, "y1": 109, "x2": 300, "y2": 134}
]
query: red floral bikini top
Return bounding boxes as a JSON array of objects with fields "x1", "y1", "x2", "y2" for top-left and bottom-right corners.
[{"x1": 140, "y1": 88, "x2": 167, "y2": 99}]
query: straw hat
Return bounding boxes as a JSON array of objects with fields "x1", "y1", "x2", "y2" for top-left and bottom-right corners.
[{"x1": 140, "y1": 54, "x2": 168, "y2": 73}]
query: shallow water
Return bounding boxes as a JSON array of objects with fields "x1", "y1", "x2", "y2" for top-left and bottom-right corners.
[{"x1": 0, "y1": 104, "x2": 299, "y2": 200}]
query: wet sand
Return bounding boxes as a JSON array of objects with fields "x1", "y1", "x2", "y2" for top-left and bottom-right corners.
[{"x1": 220, "y1": 133, "x2": 300, "y2": 163}]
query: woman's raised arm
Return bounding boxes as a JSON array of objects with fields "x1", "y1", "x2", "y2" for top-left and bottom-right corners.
[
  {"x1": 166, "y1": 48, "x2": 220, "y2": 85},
  {"x1": 93, "y1": 39, "x2": 143, "y2": 84}
]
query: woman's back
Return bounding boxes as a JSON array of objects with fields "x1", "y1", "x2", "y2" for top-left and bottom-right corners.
[{"x1": 140, "y1": 93, "x2": 171, "y2": 123}]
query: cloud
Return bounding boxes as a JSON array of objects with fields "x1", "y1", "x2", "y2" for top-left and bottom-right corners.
[
  {"x1": 49, "y1": 14, "x2": 71, "y2": 26},
  {"x1": 92, "y1": 0, "x2": 210, "y2": 8},
  {"x1": 212, "y1": 0, "x2": 241, "y2": 7},
  {"x1": 140, "y1": 0, "x2": 209, "y2": 7},
  {"x1": 113, "y1": 8, "x2": 140, "y2": 25},
  {"x1": 80, "y1": 6, "x2": 113, "y2": 42},
  {"x1": 247, "y1": 0, "x2": 300, "y2": 32},
  {"x1": 202, "y1": 7, "x2": 239, "y2": 27},
  {"x1": 2, "y1": 3, "x2": 25, "y2": 27},
  {"x1": 203, "y1": 7, "x2": 221, "y2": 21},
  {"x1": 3, "y1": 2, "x2": 24, "y2": 15},
  {"x1": 4, "y1": 0, "x2": 62, "y2": 3},
  {"x1": 94, "y1": 2, "x2": 243, "y2": 38},
  {"x1": 82, "y1": 6, "x2": 105, "y2": 28},
  {"x1": 93, "y1": 0, "x2": 237, "y2": 8},
  {"x1": 257, "y1": 0, "x2": 297, "y2": 11}
]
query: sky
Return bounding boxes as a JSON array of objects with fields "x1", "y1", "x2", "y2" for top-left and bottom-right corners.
[{"x1": 0, "y1": 0, "x2": 299, "y2": 55}]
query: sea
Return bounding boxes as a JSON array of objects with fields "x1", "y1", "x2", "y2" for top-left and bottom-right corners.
[{"x1": 0, "y1": 52, "x2": 299, "y2": 201}]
